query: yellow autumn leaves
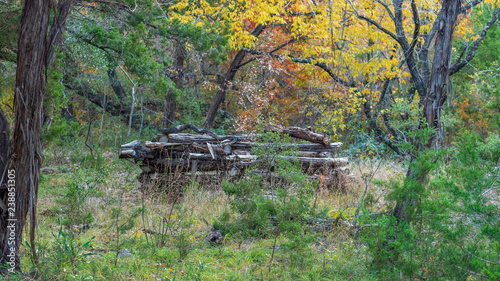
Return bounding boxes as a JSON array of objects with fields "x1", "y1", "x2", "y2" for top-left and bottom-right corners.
[{"x1": 166, "y1": 0, "x2": 493, "y2": 136}]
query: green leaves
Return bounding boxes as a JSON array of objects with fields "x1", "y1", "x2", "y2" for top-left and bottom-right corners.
[{"x1": 361, "y1": 131, "x2": 500, "y2": 279}]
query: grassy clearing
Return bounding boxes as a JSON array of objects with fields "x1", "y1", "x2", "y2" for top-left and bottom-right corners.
[{"x1": 10, "y1": 145, "x2": 405, "y2": 280}]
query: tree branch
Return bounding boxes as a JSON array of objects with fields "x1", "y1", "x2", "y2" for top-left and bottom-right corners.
[
  {"x1": 450, "y1": 8, "x2": 500, "y2": 75},
  {"x1": 408, "y1": 0, "x2": 420, "y2": 54},
  {"x1": 349, "y1": 0, "x2": 399, "y2": 42},
  {"x1": 454, "y1": 265, "x2": 488, "y2": 278},
  {"x1": 236, "y1": 37, "x2": 304, "y2": 68},
  {"x1": 242, "y1": 48, "x2": 356, "y2": 87},
  {"x1": 460, "y1": 0, "x2": 484, "y2": 14},
  {"x1": 392, "y1": 0, "x2": 427, "y2": 100},
  {"x1": 362, "y1": 94, "x2": 403, "y2": 156},
  {"x1": 375, "y1": 0, "x2": 395, "y2": 21},
  {"x1": 46, "y1": 0, "x2": 74, "y2": 65}
]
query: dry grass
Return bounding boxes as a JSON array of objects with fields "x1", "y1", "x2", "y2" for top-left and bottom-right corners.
[{"x1": 19, "y1": 149, "x2": 408, "y2": 280}]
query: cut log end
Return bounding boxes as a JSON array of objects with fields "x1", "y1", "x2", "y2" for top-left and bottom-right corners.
[{"x1": 119, "y1": 149, "x2": 137, "y2": 158}]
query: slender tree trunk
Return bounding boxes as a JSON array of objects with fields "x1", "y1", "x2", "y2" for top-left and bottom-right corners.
[
  {"x1": 423, "y1": 0, "x2": 461, "y2": 148},
  {"x1": 203, "y1": 24, "x2": 266, "y2": 129},
  {"x1": 163, "y1": 39, "x2": 186, "y2": 127},
  {"x1": 393, "y1": 0, "x2": 462, "y2": 221}
]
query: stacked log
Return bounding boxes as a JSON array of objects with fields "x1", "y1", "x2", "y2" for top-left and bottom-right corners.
[{"x1": 119, "y1": 125, "x2": 350, "y2": 191}]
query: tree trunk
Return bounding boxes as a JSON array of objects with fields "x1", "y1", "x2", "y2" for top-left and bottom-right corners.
[
  {"x1": 423, "y1": 0, "x2": 461, "y2": 148},
  {"x1": 163, "y1": 39, "x2": 186, "y2": 126},
  {"x1": 0, "y1": 0, "x2": 73, "y2": 271},
  {"x1": 108, "y1": 68, "x2": 127, "y2": 100},
  {"x1": 393, "y1": 0, "x2": 462, "y2": 221},
  {"x1": 0, "y1": 0, "x2": 51, "y2": 269},
  {"x1": 0, "y1": 108, "x2": 8, "y2": 178},
  {"x1": 203, "y1": 24, "x2": 266, "y2": 129}
]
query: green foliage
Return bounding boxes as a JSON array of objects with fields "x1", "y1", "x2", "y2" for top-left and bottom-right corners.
[
  {"x1": 69, "y1": 148, "x2": 106, "y2": 169},
  {"x1": 0, "y1": 1, "x2": 20, "y2": 64},
  {"x1": 163, "y1": 18, "x2": 230, "y2": 64},
  {"x1": 344, "y1": 132, "x2": 388, "y2": 159},
  {"x1": 43, "y1": 53, "x2": 81, "y2": 143},
  {"x1": 111, "y1": 205, "x2": 143, "y2": 235},
  {"x1": 54, "y1": 169, "x2": 106, "y2": 229},
  {"x1": 174, "y1": 87, "x2": 210, "y2": 127},
  {"x1": 477, "y1": 133, "x2": 500, "y2": 163},
  {"x1": 361, "y1": 132, "x2": 500, "y2": 279},
  {"x1": 51, "y1": 226, "x2": 96, "y2": 267},
  {"x1": 214, "y1": 132, "x2": 316, "y2": 239}
]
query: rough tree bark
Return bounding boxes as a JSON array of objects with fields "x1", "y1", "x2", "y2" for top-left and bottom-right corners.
[
  {"x1": 0, "y1": 108, "x2": 8, "y2": 181},
  {"x1": 422, "y1": 0, "x2": 461, "y2": 148},
  {"x1": 163, "y1": 39, "x2": 186, "y2": 126},
  {"x1": 392, "y1": 0, "x2": 462, "y2": 221},
  {"x1": 0, "y1": 0, "x2": 73, "y2": 271},
  {"x1": 0, "y1": 0, "x2": 51, "y2": 269},
  {"x1": 203, "y1": 24, "x2": 266, "y2": 129}
]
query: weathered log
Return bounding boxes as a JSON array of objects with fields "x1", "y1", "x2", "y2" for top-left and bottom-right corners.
[
  {"x1": 145, "y1": 141, "x2": 184, "y2": 149},
  {"x1": 287, "y1": 156, "x2": 349, "y2": 166},
  {"x1": 161, "y1": 124, "x2": 330, "y2": 146},
  {"x1": 231, "y1": 142, "x2": 341, "y2": 152},
  {"x1": 161, "y1": 124, "x2": 221, "y2": 140},
  {"x1": 121, "y1": 128, "x2": 348, "y2": 191},
  {"x1": 141, "y1": 158, "x2": 256, "y2": 173},
  {"x1": 138, "y1": 155, "x2": 347, "y2": 174},
  {"x1": 121, "y1": 140, "x2": 142, "y2": 149},
  {"x1": 192, "y1": 142, "x2": 232, "y2": 155},
  {"x1": 164, "y1": 133, "x2": 255, "y2": 144},
  {"x1": 296, "y1": 151, "x2": 332, "y2": 158},
  {"x1": 270, "y1": 126, "x2": 330, "y2": 147},
  {"x1": 119, "y1": 149, "x2": 136, "y2": 158}
]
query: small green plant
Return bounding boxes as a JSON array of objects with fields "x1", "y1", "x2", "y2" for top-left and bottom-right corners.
[
  {"x1": 52, "y1": 226, "x2": 95, "y2": 268},
  {"x1": 110, "y1": 196, "x2": 143, "y2": 266},
  {"x1": 345, "y1": 132, "x2": 388, "y2": 159},
  {"x1": 55, "y1": 170, "x2": 105, "y2": 229},
  {"x1": 213, "y1": 131, "x2": 330, "y2": 275},
  {"x1": 214, "y1": 132, "x2": 316, "y2": 238}
]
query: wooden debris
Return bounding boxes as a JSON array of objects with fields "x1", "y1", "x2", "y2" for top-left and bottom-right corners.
[{"x1": 119, "y1": 125, "x2": 350, "y2": 191}]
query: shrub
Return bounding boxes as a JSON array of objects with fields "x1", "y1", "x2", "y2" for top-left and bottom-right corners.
[{"x1": 360, "y1": 132, "x2": 500, "y2": 279}]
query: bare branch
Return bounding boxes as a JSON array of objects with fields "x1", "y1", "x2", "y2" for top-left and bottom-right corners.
[
  {"x1": 451, "y1": 8, "x2": 500, "y2": 75},
  {"x1": 349, "y1": 0, "x2": 399, "y2": 42},
  {"x1": 376, "y1": 0, "x2": 395, "y2": 21},
  {"x1": 408, "y1": 0, "x2": 420, "y2": 54},
  {"x1": 392, "y1": 0, "x2": 427, "y2": 99},
  {"x1": 454, "y1": 265, "x2": 489, "y2": 278},
  {"x1": 392, "y1": 0, "x2": 407, "y2": 44},
  {"x1": 242, "y1": 48, "x2": 356, "y2": 87},
  {"x1": 236, "y1": 58, "x2": 256, "y2": 68},
  {"x1": 460, "y1": 0, "x2": 484, "y2": 14},
  {"x1": 419, "y1": 20, "x2": 439, "y2": 87},
  {"x1": 362, "y1": 94, "x2": 404, "y2": 156},
  {"x1": 269, "y1": 37, "x2": 300, "y2": 54},
  {"x1": 236, "y1": 37, "x2": 303, "y2": 68}
]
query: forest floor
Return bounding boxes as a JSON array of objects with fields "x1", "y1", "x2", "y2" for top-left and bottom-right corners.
[{"x1": 15, "y1": 145, "x2": 406, "y2": 280}]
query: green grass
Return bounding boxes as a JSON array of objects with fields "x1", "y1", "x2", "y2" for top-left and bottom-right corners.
[{"x1": 11, "y1": 145, "x2": 401, "y2": 280}]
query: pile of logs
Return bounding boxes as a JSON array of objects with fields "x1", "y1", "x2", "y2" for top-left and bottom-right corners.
[{"x1": 119, "y1": 125, "x2": 350, "y2": 191}]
